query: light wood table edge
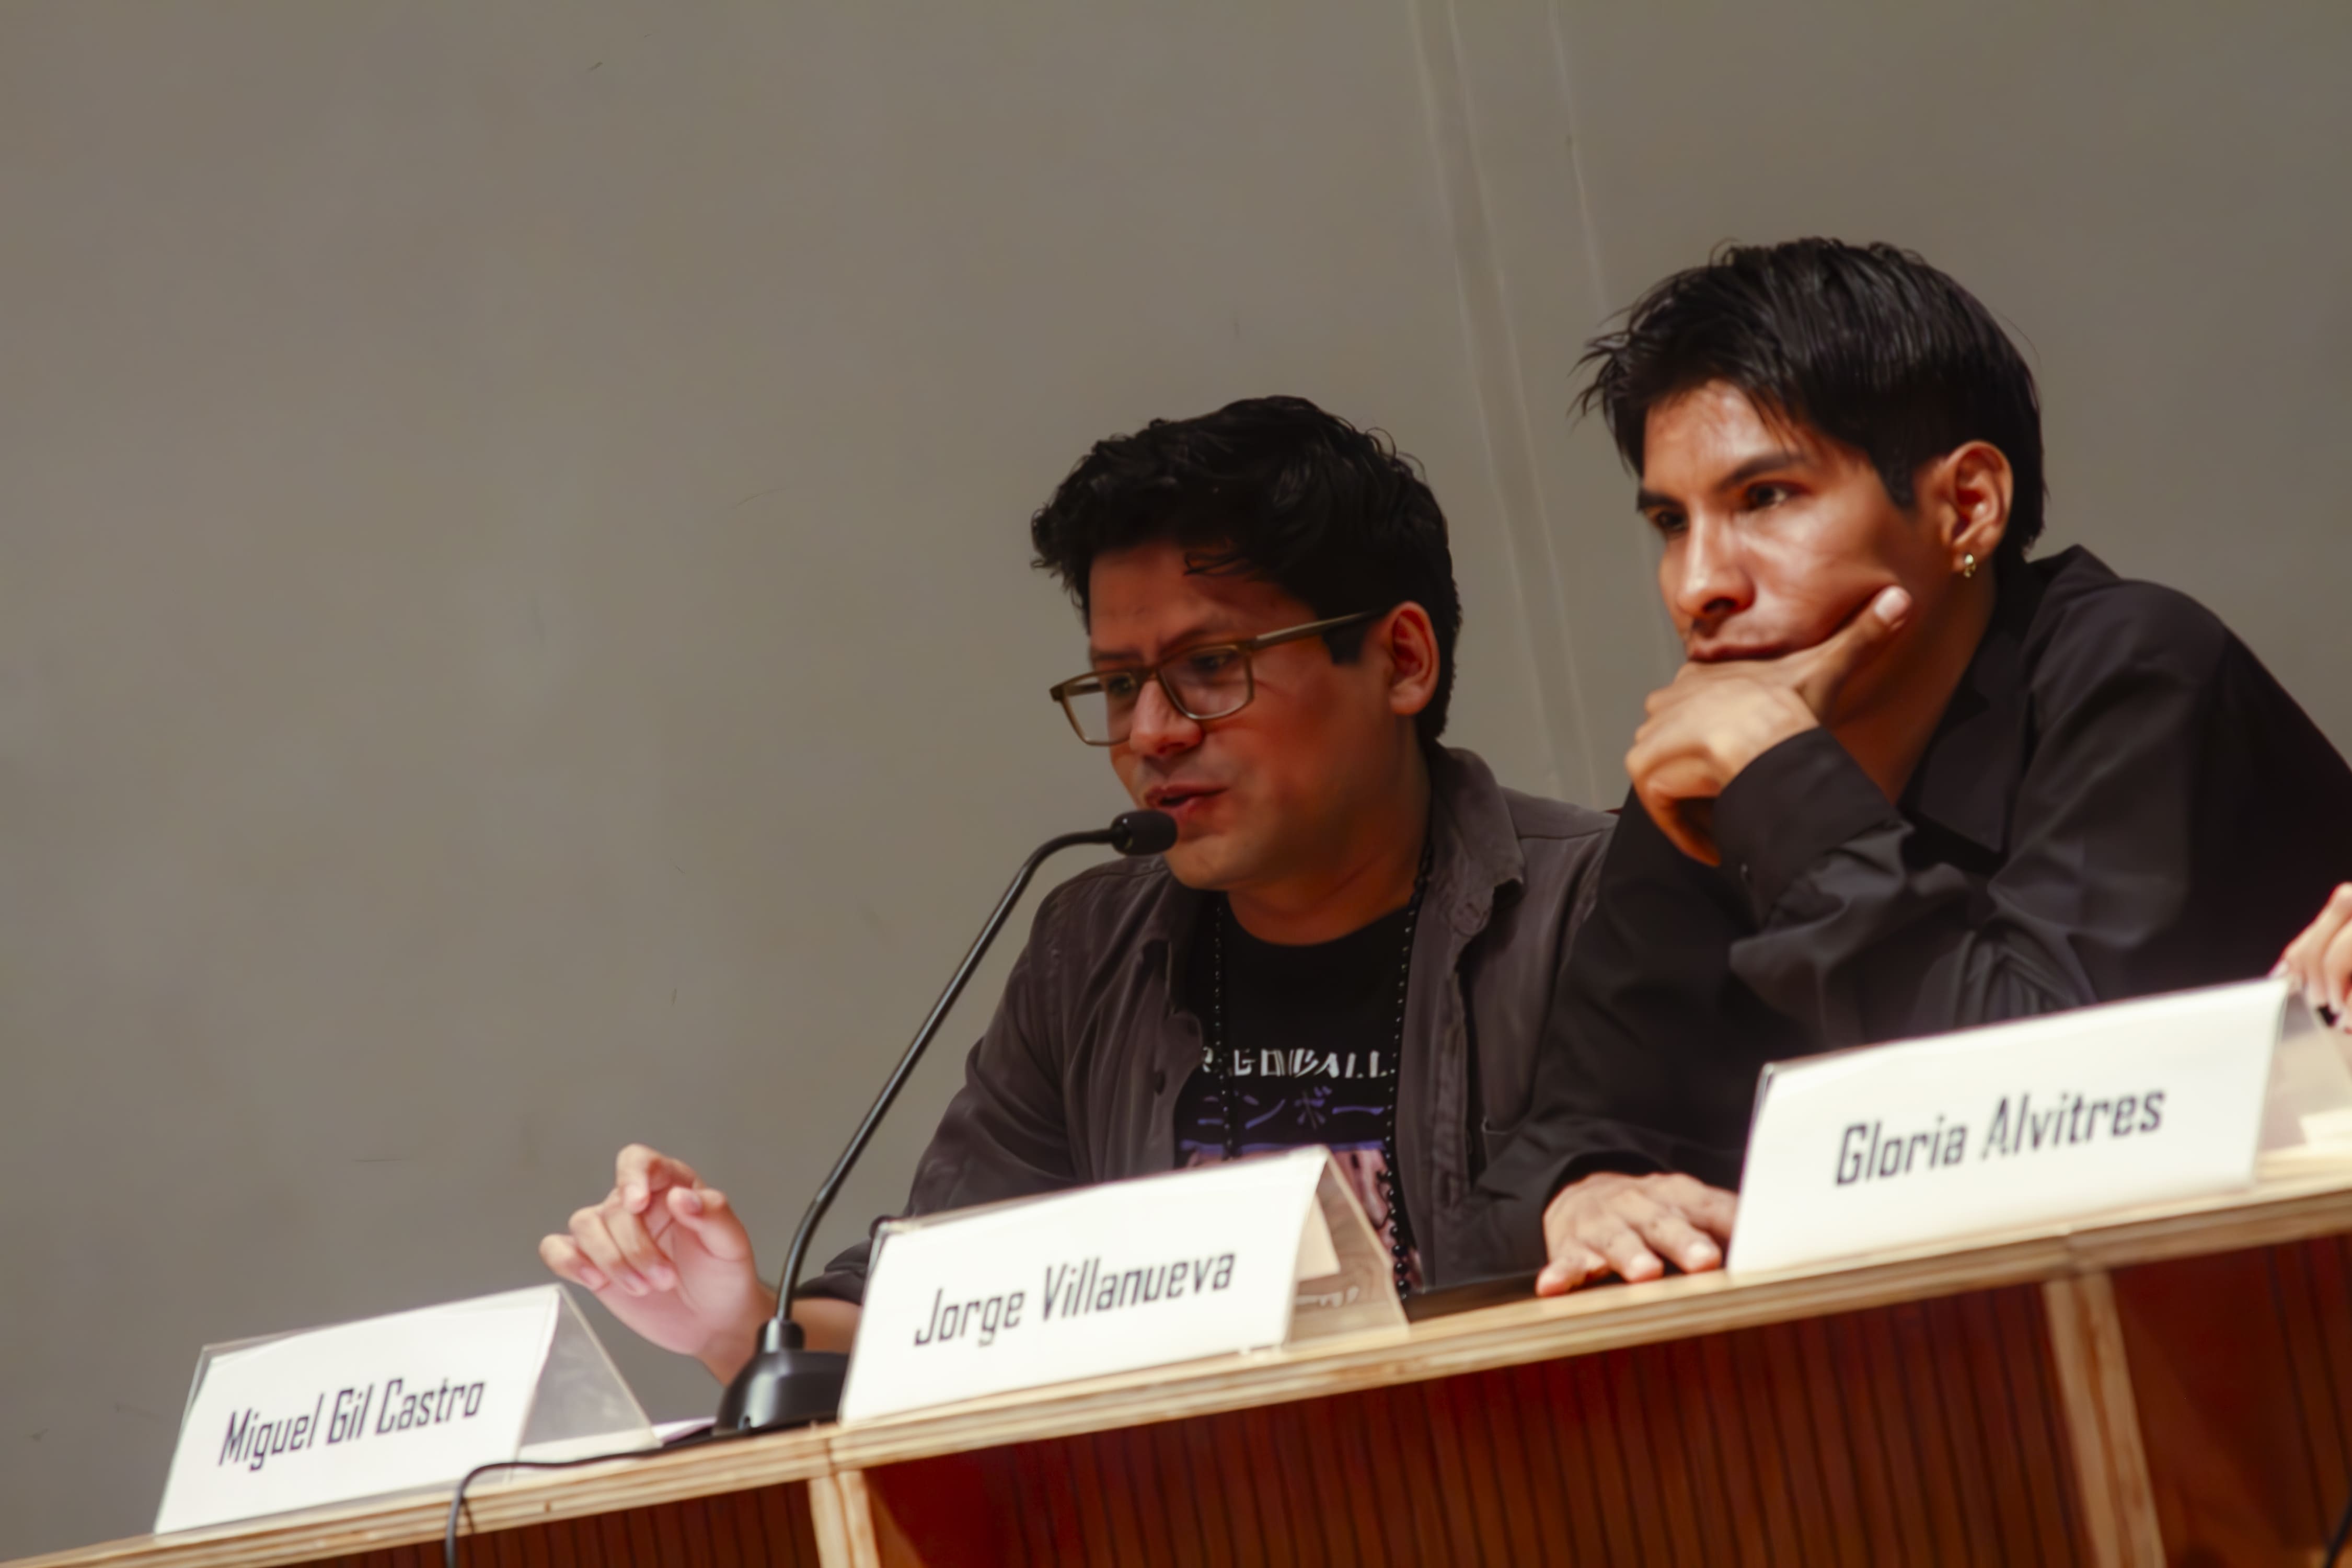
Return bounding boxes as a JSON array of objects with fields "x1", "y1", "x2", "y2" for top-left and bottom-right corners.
[
  {"x1": 2, "y1": 1428, "x2": 832, "y2": 1568},
  {"x1": 17, "y1": 1154, "x2": 2352, "y2": 1568}
]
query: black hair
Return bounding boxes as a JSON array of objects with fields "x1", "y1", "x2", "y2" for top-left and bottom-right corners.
[
  {"x1": 1575, "y1": 239, "x2": 2047, "y2": 569},
  {"x1": 1030, "y1": 395, "x2": 1462, "y2": 745}
]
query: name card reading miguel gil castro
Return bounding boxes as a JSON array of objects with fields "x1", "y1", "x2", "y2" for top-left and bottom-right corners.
[
  {"x1": 839, "y1": 1146, "x2": 1405, "y2": 1424},
  {"x1": 155, "y1": 1285, "x2": 653, "y2": 1535},
  {"x1": 1728, "y1": 977, "x2": 2339, "y2": 1276}
]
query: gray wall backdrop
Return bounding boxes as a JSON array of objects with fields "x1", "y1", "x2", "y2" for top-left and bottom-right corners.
[{"x1": 3, "y1": 1, "x2": 2345, "y2": 1555}]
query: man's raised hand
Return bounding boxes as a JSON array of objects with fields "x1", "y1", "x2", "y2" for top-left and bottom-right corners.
[
  {"x1": 1629, "y1": 585, "x2": 1912, "y2": 863},
  {"x1": 2277, "y1": 883, "x2": 2352, "y2": 1027},
  {"x1": 539, "y1": 1144, "x2": 770, "y2": 1381},
  {"x1": 1536, "y1": 1171, "x2": 1738, "y2": 1295}
]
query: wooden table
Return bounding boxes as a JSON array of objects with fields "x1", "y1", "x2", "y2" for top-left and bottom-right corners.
[{"x1": 21, "y1": 1151, "x2": 2352, "y2": 1567}]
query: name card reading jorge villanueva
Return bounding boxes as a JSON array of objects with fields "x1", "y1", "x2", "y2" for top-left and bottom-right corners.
[
  {"x1": 155, "y1": 1285, "x2": 653, "y2": 1535},
  {"x1": 905, "y1": 1249, "x2": 1243, "y2": 1354},
  {"x1": 1727, "y1": 979, "x2": 2297, "y2": 1276},
  {"x1": 839, "y1": 1147, "x2": 1402, "y2": 1424}
]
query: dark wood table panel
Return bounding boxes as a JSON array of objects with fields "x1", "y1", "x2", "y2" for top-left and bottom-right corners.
[{"x1": 860, "y1": 1286, "x2": 2086, "y2": 1567}]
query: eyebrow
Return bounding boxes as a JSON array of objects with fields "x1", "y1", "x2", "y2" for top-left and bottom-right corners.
[
  {"x1": 1086, "y1": 618, "x2": 1241, "y2": 665},
  {"x1": 1635, "y1": 448, "x2": 1811, "y2": 513}
]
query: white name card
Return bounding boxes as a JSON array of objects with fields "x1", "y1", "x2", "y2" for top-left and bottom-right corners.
[
  {"x1": 839, "y1": 1147, "x2": 1404, "y2": 1424},
  {"x1": 1728, "y1": 979, "x2": 2316, "y2": 1277},
  {"x1": 155, "y1": 1285, "x2": 653, "y2": 1535}
]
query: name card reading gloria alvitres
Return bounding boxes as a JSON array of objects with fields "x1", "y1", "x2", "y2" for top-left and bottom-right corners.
[
  {"x1": 155, "y1": 1285, "x2": 652, "y2": 1535},
  {"x1": 838, "y1": 1146, "x2": 1404, "y2": 1424},
  {"x1": 1727, "y1": 978, "x2": 2301, "y2": 1276}
]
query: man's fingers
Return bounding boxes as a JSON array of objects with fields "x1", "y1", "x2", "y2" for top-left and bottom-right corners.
[
  {"x1": 1590, "y1": 1224, "x2": 1665, "y2": 1283},
  {"x1": 1539, "y1": 1174, "x2": 1742, "y2": 1298},
  {"x1": 1655, "y1": 1175, "x2": 1739, "y2": 1239},
  {"x1": 1535, "y1": 1243, "x2": 1609, "y2": 1297},
  {"x1": 2281, "y1": 885, "x2": 2352, "y2": 1010},
  {"x1": 1795, "y1": 584, "x2": 1911, "y2": 714},
  {"x1": 1540, "y1": 1189, "x2": 1613, "y2": 1293},
  {"x1": 1582, "y1": 1218, "x2": 1665, "y2": 1284},
  {"x1": 1807, "y1": 583, "x2": 1912, "y2": 676},
  {"x1": 567, "y1": 1209, "x2": 648, "y2": 1296},
  {"x1": 1635, "y1": 1208, "x2": 1723, "y2": 1274},
  {"x1": 602, "y1": 1204, "x2": 679, "y2": 1292},
  {"x1": 614, "y1": 1144, "x2": 701, "y2": 1212},
  {"x1": 1604, "y1": 1189, "x2": 1719, "y2": 1275},
  {"x1": 2324, "y1": 917, "x2": 2352, "y2": 1020},
  {"x1": 667, "y1": 1185, "x2": 755, "y2": 1263},
  {"x1": 538, "y1": 1235, "x2": 610, "y2": 1294}
]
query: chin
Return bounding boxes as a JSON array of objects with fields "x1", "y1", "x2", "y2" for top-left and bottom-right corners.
[
  {"x1": 1160, "y1": 842, "x2": 1225, "y2": 891},
  {"x1": 1162, "y1": 833, "x2": 1265, "y2": 894}
]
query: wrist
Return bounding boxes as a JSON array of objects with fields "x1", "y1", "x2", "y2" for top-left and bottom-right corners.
[
  {"x1": 1713, "y1": 728, "x2": 1905, "y2": 921},
  {"x1": 1716, "y1": 689, "x2": 1819, "y2": 783},
  {"x1": 696, "y1": 1296, "x2": 771, "y2": 1384}
]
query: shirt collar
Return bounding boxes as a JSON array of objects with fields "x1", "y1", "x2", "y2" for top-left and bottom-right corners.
[
  {"x1": 1899, "y1": 550, "x2": 2063, "y2": 856},
  {"x1": 1425, "y1": 744, "x2": 1527, "y2": 934},
  {"x1": 1148, "y1": 744, "x2": 1524, "y2": 1000}
]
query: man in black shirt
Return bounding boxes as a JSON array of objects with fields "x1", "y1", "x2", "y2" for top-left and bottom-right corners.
[
  {"x1": 542, "y1": 398, "x2": 1612, "y2": 1380},
  {"x1": 1175, "y1": 889, "x2": 1429, "y2": 1286},
  {"x1": 1475, "y1": 240, "x2": 2352, "y2": 1295}
]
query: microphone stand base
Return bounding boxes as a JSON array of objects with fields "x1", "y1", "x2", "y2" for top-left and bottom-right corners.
[{"x1": 715, "y1": 1319, "x2": 848, "y2": 1433}]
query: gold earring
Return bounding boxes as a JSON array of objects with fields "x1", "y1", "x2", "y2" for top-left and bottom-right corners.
[{"x1": 1960, "y1": 552, "x2": 1978, "y2": 579}]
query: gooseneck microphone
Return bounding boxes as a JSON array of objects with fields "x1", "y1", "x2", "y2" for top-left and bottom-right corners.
[{"x1": 716, "y1": 808, "x2": 1179, "y2": 1434}]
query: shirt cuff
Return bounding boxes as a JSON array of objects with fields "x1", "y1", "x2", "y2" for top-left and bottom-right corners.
[
  {"x1": 793, "y1": 1238, "x2": 877, "y2": 1308},
  {"x1": 1713, "y1": 728, "x2": 1902, "y2": 923},
  {"x1": 793, "y1": 1267, "x2": 869, "y2": 1308}
]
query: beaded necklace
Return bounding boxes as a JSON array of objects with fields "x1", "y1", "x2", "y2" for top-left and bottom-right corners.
[{"x1": 1206, "y1": 837, "x2": 1433, "y2": 1298}]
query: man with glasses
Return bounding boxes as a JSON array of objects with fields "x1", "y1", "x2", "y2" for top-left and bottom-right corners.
[{"x1": 541, "y1": 397, "x2": 1612, "y2": 1375}]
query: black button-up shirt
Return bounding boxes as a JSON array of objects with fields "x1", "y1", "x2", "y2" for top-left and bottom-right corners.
[{"x1": 1471, "y1": 546, "x2": 2352, "y2": 1232}]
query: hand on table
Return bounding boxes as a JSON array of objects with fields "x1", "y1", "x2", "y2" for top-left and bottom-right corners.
[
  {"x1": 2277, "y1": 883, "x2": 2352, "y2": 1028},
  {"x1": 1536, "y1": 1171, "x2": 1738, "y2": 1296},
  {"x1": 540, "y1": 1144, "x2": 769, "y2": 1380},
  {"x1": 1630, "y1": 585, "x2": 1910, "y2": 864}
]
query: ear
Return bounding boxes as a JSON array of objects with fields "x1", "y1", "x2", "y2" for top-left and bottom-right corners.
[
  {"x1": 1923, "y1": 441, "x2": 2013, "y2": 573},
  {"x1": 1379, "y1": 603, "x2": 1441, "y2": 720}
]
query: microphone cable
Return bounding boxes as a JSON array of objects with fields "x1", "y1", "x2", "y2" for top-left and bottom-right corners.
[{"x1": 444, "y1": 1427, "x2": 721, "y2": 1567}]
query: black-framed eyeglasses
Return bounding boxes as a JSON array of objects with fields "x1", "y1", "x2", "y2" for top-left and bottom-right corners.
[{"x1": 1047, "y1": 609, "x2": 1386, "y2": 746}]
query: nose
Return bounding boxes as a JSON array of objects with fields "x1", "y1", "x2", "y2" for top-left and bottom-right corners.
[
  {"x1": 1122, "y1": 674, "x2": 1202, "y2": 760},
  {"x1": 1667, "y1": 515, "x2": 1754, "y2": 638}
]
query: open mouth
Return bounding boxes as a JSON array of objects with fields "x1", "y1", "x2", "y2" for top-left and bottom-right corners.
[{"x1": 1146, "y1": 785, "x2": 1223, "y2": 821}]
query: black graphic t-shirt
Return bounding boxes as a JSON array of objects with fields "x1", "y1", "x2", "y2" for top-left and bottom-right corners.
[{"x1": 1175, "y1": 899, "x2": 1421, "y2": 1291}]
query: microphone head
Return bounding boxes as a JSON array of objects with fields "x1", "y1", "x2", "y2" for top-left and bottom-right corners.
[{"x1": 1108, "y1": 809, "x2": 1178, "y2": 856}]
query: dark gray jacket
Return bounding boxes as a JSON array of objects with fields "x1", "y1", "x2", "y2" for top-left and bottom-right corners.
[{"x1": 804, "y1": 747, "x2": 1611, "y2": 1301}]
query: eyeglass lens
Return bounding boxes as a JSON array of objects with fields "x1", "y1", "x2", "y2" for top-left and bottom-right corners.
[{"x1": 1068, "y1": 648, "x2": 1252, "y2": 742}]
